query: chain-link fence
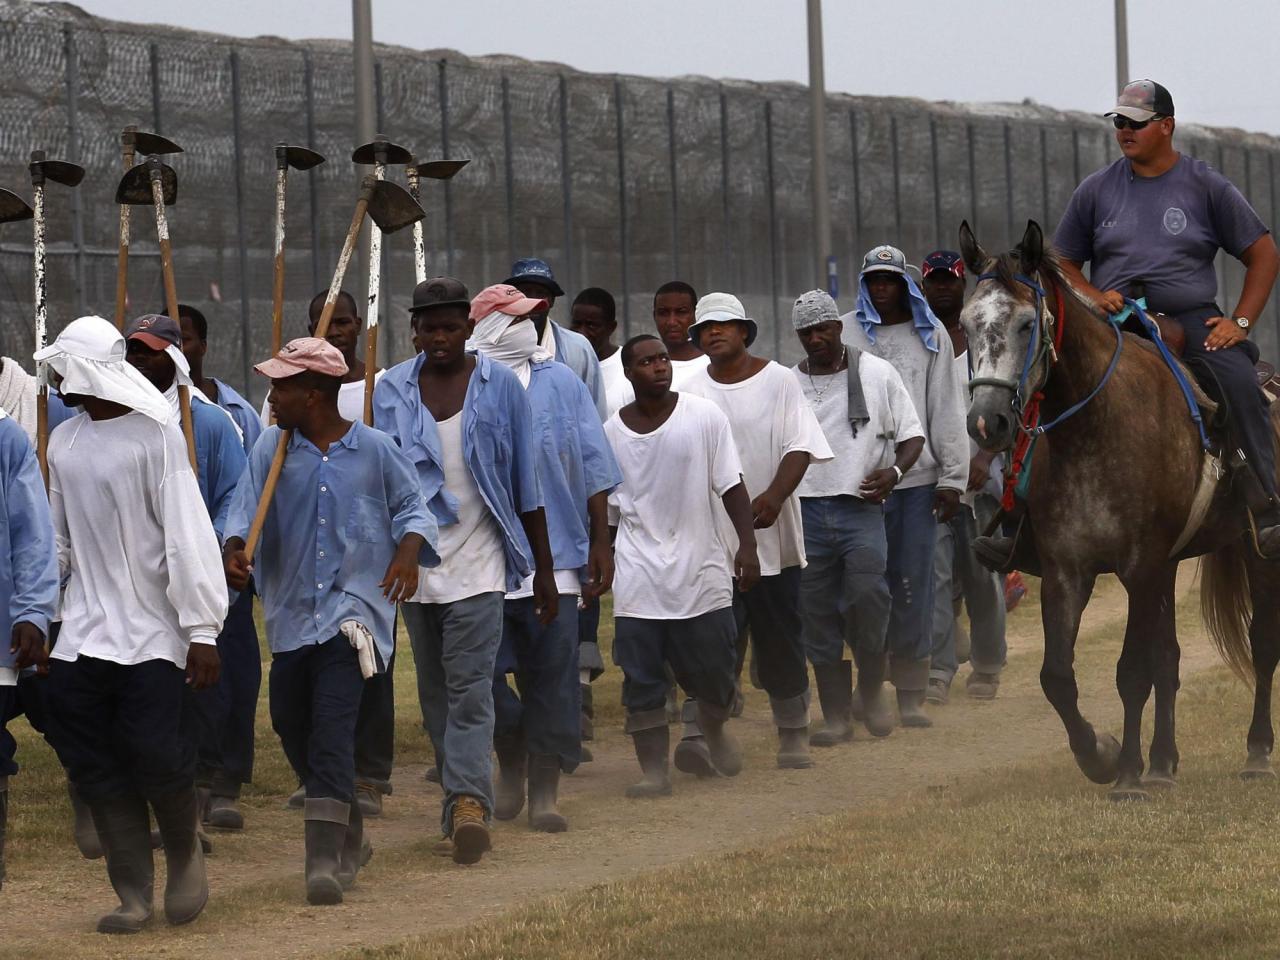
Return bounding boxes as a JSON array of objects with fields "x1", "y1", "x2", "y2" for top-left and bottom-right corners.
[{"x1": 3, "y1": 1, "x2": 1279, "y2": 403}]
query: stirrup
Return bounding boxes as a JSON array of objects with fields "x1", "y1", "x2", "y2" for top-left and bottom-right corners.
[
  {"x1": 1247, "y1": 508, "x2": 1280, "y2": 561},
  {"x1": 972, "y1": 511, "x2": 1023, "y2": 574}
]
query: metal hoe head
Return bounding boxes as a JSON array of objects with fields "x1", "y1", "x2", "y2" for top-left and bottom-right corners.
[
  {"x1": 115, "y1": 160, "x2": 178, "y2": 206},
  {"x1": 0, "y1": 189, "x2": 33, "y2": 224},
  {"x1": 416, "y1": 159, "x2": 470, "y2": 181},
  {"x1": 29, "y1": 153, "x2": 85, "y2": 187},
  {"x1": 351, "y1": 135, "x2": 413, "y2": 166},
  {"x1": 277, "y1": 143, "x2": 326, "y2": 171},
  {"x1": 125, "y1": 127, "x2": 184, "y2": 158},
  {"x1": 365, "y1": 179, "x2": 425, "y2": 234}
]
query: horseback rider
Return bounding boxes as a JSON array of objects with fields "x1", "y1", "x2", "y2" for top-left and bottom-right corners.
[{"x1": 977, "y1": 79, "x2": 1280, "y2": 559}]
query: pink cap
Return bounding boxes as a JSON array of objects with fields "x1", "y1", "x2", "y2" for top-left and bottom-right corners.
[
  {"x1": 469, "y1": 283, "x2": 548, "y2": 322},
  {"x1": 254, "y1": 337, "x2": 349, "y2": 380}
]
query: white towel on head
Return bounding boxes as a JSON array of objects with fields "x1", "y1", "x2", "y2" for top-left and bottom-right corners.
[{"x1": 469, "y1": 310, "x2": 552, "y2": 388}]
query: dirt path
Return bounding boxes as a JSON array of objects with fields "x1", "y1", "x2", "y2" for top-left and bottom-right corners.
[{"x1": 2, "y1": 568, "x2": 1230, "y2": 959}]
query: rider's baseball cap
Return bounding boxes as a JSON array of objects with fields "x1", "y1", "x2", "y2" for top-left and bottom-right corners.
[{"x1": 1106, "y1": 79, "x2": 1175, "y2": 122}]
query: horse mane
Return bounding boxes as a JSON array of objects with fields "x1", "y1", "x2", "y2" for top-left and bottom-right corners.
[{"x1": 984, "y1": 246, "x2": 1099, "y2": 321}]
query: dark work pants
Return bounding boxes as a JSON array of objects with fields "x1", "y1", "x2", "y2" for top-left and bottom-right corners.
[
  {"x1": 577, "y1": 596, "x2": 605, "y2": 680},
  {"x1": 732, "y1": 567, "x2": 809, "y2": 703},
  {"x1": 1177, "y1": 306, "x2": 1277, "y2": 498},
  {"x1": 192, "y1": 588, "x2": 261, "y2": 795},
  {"x1": 493, "y1": 596, "x2": 581, "y2": 771},
  {"x1": 46, "y1": 656, "x2": 195, "y2": 806},
  {"x1": 354, "y1": 646, "x2": 396, "y2": 795},
  {"x1": 269, "y1": 636, "x2": 366, "y2": 804},
  {"x1": 0, "y1": 686, "x2": 17, "y2": 778}
]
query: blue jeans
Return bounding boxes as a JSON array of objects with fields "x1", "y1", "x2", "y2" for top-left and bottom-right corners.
[
  {"x1": 493, "y1": 595, "x2": 582, "y2": 771},
  {"x1": 800, "y1": 496, "x2": 891, "y2": 666},
  {"x1": 883, "y1": 484, "x2": 939, "y2": 663},
  {"x1": 403, "y1": 591, "x2": 504, "y2": 835},
  {"x1": 930, "y1": 495, "x2": 1007, "y2": 683}
]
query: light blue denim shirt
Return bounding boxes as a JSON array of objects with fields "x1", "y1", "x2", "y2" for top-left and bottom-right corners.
[
  {"x1": 190, "y1": 399, "x2": 248, "y2": 539},
  {"x1": 373, "y1": 350, "x2": 542, "y2": 592},
  {"x1": 0, "y1": 416, "x2": 57, "y2": 669},
  {"x1": 552, "y1": 323, "x2": 607, "y2": 421},
  {"x1": 223, "y1": 420, "x2": 439, "y2": 665},
  {"x1": 211, "y1": 377, "x2": 264, "y2": 455},
  {"x1": 525, "y1": 360, "x2": 621, "y2": 575}
]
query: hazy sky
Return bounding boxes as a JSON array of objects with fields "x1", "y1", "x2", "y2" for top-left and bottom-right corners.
[{"x1": 54, "y1": 0, "x2": 1280, "y2": 137}]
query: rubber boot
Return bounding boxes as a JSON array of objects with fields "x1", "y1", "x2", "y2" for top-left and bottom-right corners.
[
  {"x1": 696, "y1": 700, "x2": 743, "y2": 777},
  {"x1": 492, "y1": 731, "x2": 527, "y2": 821},
  {"x1": 853, "y1": 650, "x2": 896, "y2": 738},
  {"x1": 151, "y1": 787, "x2": 209, "y2": 925},
  {"x1": 337, "y1": 800, "x2": 372, "y2": 891},
  {"x1": 0, "y1": 779, "x2": 7, "y2": 892},
  {"x1": 673, "y1": 698, "x2": 717, "y2": 778},
  {"x1": 68, "y1": 780, "x2": 104, "y2": 860},
  {"x1": 89, "y1": 794, "x2": 155, "y2": 934},
  {"x1": 772, "y1": 694, "x2": 814, "y2": 769},
  {"x1": 892, "y1": 657, "x2": 934, "y2": 729},
  {"x1": 207, "y1": 793, "x2": 244, "y2": 831},
  {"x1": 303, "y1": 797, "x2": 348, "y2": 905},
  {"x1": 809, "y1": 661, "x2": 854, "y2": 747},
  {"x1": 287, "y1": 783, "x2": 305, "y2": 809},
  {"x1": 527, "y1": 753, "x2": 569, "y2": 833},
  {"x1": 625, "y1": 722, "x2": 672, "y2": 798}
]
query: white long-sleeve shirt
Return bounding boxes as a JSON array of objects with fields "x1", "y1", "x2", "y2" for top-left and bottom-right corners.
[{"x1": 48, "y1": 411, "x2": 228, "y2": 667}]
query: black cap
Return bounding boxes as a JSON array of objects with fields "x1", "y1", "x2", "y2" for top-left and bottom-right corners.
[{"x1": 410, "y1": 276, "x2": 470, "y2": 313}]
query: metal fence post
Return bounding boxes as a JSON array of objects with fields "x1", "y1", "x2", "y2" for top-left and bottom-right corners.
[
  {"x1": 374, "y1": 60, "x2": 393, "y2": 363},
  {"x1": 1040, "y1": 126, "x2": 1050, "y2": 226},
  {"x1": 719, "y1": 87, "x2": 731, "y2": 288},
  {"x1": 850, "y1": 110, "x2": 862, "y2": 275},
  {"x1": 559, "y1": 74, "x2": 574, "y2": 296},
  {"x1": 890, "y1": 115, "x2": 902, "y2": 242},
  {"x1": 62, "y1": 25, "x2": 86, "y2": 315},
  {"x1": 149, "y1": 42, "x2": 163, "y2": 133},
  {"x1": 966, "y1": 121, "x2": 978, "y2": 235},
  {"x1": 614, "y1": 77, "x2": 631, "y2": 338},
  {"x1": 502, "y1": 74, "x2": 515, "y2": 269},
  {"x1": 764, "y1": 98, "x2": 780, "y2": 357},
  {"x1": 303, "y1": 49, "x2": 322, "y2": 296},
  {"x1": 667, "y1": 86, "x2": 679, "y2": 276},
  {"x1": 929, "y1": 116, "x2": 942, "y2": 248},
  {"x1": 438, "y1": 59, "x2": 455, "y2": 274},
  {"x1": 1071, "y1": 126, "x2": 1081, "y2": 188},
  {"x1": 1003, "y1": 121, "x2": 1015, "y2": 244},
  {"x1": 230, "y1": 50, "x2": 253, "y2": 393}
]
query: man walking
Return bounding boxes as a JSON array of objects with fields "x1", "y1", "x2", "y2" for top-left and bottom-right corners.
[
  {"x1": 174, "y1": 303, "x2": 262, "y2": 454},
  {"x1": 39, "y1": 316, "x2": 226, "y2": 933},
  {"x1": 791, "y1": 291, "x2": 924, "y2": 743},
  {"x1": 920, "y1": 251, "x2": 1007, "y2": 703},
  {"x1": 653, "y1": 281, "x2": 710, "y2": 388},
  {"x1": 683, "y1": 293, "x2": 832, "y2": 769},
  {"x1": 840, "y1": 246, "x2": 968, "y2": 727},
  {"x1": 224, "y1": 336, "x2": 434, "y2": 904}
]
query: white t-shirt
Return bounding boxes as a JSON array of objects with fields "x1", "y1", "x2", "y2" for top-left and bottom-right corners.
[
  {"x1": 599, "y1": 349, "x2": 632, "y2": 418},
  {"x1": 684, "y1": 362, "x2": 833, "y2": 576},
  {"x1": 259, "y1": 370, "x2": 385, "y2": 427},
  {"x1": 48, "y1": 411, "x2": 228, "y2": 667},
  {"x1": 413, "y1": 411, "x2": 507, "y2": 604},
  {"x1": 605, "y1": 394, "x2": 744, "y2": 619},
  {"x1": 605, "y1": 352, "x2": 710, "y2": 415},
  {"x1": 794, "y1": 352, "x2": 924, "y2": 499}
]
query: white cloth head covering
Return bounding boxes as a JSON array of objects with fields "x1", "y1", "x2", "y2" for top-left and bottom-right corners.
[
  {"x1": 469, "y1": 310, "x2": 552, "y2": 388},
  {"x1": 34, "y1": 316, "x2": 172, "y2": 424}
]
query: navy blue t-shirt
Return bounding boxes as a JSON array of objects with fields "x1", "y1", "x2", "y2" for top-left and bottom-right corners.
[{"x1": 1053, "y1": 154, "x2": 1268, "y2": 315}]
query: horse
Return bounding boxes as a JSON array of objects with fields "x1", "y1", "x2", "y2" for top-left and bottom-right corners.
[{"x1": 958, "y1": 218, "x2": 1280, "y2": 800}]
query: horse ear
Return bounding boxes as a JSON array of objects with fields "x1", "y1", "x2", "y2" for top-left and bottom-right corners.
[
  {"x1": 1018, "y1": 220, "x2": 1045, "y2": 274},
  {"x1": 958, "y1": 220, "x2": 987, "y2": 275}
]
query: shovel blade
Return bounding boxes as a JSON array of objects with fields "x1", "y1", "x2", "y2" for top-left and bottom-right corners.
[
  {"x1": 115, "y1": 162, "x2": 177, "y2": 206},
  {"x1": 30, "y1": 158, "x2": 85, "y2": 187},
  {"x1": 416, "y1": 159, "x2": 470, "y2": 181},
  {"x1": 351, "y1": 136, "x2": 413, "y2": 166},
  {"x1": 132, "y1": 130, "x2": 183, "y2": 157},
  {"x1": 0, "y1": 188, "x2": 33, "y2": 224},
  {"x1": 282, "y1": 145, "x2": 326, "y2": 171},
  {"x1": 366, "y1": 179, "x2": 425, "y2": 234}
]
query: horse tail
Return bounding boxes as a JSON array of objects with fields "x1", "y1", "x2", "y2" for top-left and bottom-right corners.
[{"x1": 1200, "y1": 539, "x2": 1255, "y2": 685}]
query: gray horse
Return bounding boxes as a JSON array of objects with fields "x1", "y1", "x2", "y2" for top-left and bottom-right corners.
[{"x1": 959, "y1": 219, "x2": 1277, "y2": 800}]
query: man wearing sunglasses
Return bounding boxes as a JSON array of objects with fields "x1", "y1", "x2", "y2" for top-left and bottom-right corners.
[{"x1": 1004, "y1": 79, "x2": 1280, "y2": 556}]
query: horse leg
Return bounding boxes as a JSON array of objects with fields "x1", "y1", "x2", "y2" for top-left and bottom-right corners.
[
  {"x1": 1110, "y1": 575, "x2": 1167, "y2": 801},
  {"x1": 1242, "y1": 560, "x2": 1280, "y2": 780},
  {"x1": 1038, "y1": 567, "x2": 1117, "y2": 783},
  {"x1": 1144, "y1": 567, "x2": 1180, "y2": 788}
]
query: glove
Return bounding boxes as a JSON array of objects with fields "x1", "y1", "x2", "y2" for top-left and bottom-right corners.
[{"x1": 340, "y1": 619, "x2": 378, "y2": 680}]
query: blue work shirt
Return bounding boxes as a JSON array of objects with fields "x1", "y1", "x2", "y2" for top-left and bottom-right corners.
[
  {"x1": 211, "y1": 378, "x2": 263, "y2": 455},
  {"x1": 0, "y1": 414, "x2": 58, "y2": 670},
  {"x1": 47, "y1": 388, "x2": 77, "y2": 430},
  {"x1": 525, "y1": 360, "x2": 621, "y2": 575},
  {"x1": 189, "y1": 398, "x2": 248, "y2": 538},
  {"x1": 552, "y1": 323, "x2": 607, "y2": 421},
  {"x1": 373, "y1": 350, "x2": 541, "y2": 592},
  {"x1": 223, "y1": 421, "x2": 439, "y2": 666}
]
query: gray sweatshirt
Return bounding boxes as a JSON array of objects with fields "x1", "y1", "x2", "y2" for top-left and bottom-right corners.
[{"x1": 839, "y1": 317, "x2": 969, "y2": 493}]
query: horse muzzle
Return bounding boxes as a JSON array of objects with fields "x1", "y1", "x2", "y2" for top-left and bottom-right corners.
[{"x1": 967, "y1": 400, "x2": 1016, "y2": 453}]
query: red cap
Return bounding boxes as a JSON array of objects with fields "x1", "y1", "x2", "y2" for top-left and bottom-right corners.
[
  {"x1": 254, "y1": 337, "x2": 349, "y2": 380},
  {"x1": 469, "y1": 283, "x2": 548, "y2": 322}
]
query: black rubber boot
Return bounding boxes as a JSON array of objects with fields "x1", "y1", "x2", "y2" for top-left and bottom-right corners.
[
  {"x1": 151, "y1": 788, "x2": 208, "y2": 926},
  {"x1": 0, "y1": 779, "x2": 7, "y2": 892},
  {"x1": 68, "y1": 780, "x2": 104, "y2": 860},
  {"x1": 580, "y1": 683, "x2": 594, "y2": 742},
  {"x1": 303, "y1": 798, "x2": 348, "y2": 906},
  {"x1": 493, "y1": 731, "x2": 527, "y2": 821},
  {"x1": 625, "y1": 725, "x2": 672, "y2": 798},
  {"x1": 809, "y1": 661, "x2": 854, "y2": 747},
  {"x1": 853, "y1": 650, "x2": 896, "y2": 738},
  {"x1": 336, "y1": 800, "x2": 372, "y2": 891},
  {"x1": 527, "y1": 753, "x2": 568, "y2": 833},
  {"x1": 696, "y1": 701, "x2": 743, "y2": 777},
  {"x1": 89, "y1": 794, "x2": 155, "y2": 934}
]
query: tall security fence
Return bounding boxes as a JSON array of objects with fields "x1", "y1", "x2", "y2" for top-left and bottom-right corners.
[{"x1": 3, "y1": 1, "x2": 1279, "y2": 401}]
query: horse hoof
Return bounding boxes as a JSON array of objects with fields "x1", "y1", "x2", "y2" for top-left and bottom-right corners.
[
  {"x1": 1239, "y1": 755, "x2": 1277, "y2": 781},
  {"x1": 1108, "y1": 783, "x2": 1151, "y2": 803},
  {"x1": 1142, "y1": 772, "x2": 1177, "y2": 790},
  {"x1": 1076, "y1": 732, "x2": 1122, "y2": 785}
]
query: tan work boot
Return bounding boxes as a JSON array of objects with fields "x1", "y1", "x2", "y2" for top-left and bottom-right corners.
[{"x1": 450, "y1": 796, "x2": 491, "y2": 865}]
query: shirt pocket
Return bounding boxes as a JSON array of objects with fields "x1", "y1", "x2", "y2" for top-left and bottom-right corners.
[
  {"x1": 345, "y1": 494, "x2": 385, "y2": 543},
  {"x1": 475, "y1": 417, "x2": 512, "y2": 468}
]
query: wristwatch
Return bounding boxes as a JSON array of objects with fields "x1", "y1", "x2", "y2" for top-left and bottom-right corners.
[{"x1": 1235, "y1": 316, "x2": 1252, "y2": 330}]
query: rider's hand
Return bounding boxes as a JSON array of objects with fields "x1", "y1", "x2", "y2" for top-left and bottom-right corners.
[
  {"x1": 1096, "y1": 290, "x2": 1126, "y2": 315},
  {"x1": 1203, "y1": 316, "x2": 1246, "y2": 352}
]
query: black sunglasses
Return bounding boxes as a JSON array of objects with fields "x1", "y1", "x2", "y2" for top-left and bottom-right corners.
[{"x1": 1112, "y1": 115, "x2": 1164, "y2": 131}]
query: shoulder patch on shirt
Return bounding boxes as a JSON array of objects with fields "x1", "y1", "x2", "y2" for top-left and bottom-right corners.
[{"x1": 1163, "y1": 207, "x2": 1188, "y2": 236}]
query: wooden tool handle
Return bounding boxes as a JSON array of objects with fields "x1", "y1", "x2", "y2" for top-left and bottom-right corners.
[
  {"x1": 243, "y1": 430, "x2": 289, "y2": 559},
  {"x1": 363, "y1": 324, "x2": 378, "y2": 426},
  {"x1": 36, "y1": 382, "x2": 48, "y2": 488}
]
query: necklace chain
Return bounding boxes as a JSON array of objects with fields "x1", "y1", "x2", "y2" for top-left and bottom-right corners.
[{"x1": 805, "y1": 347, "x2": 847, "y2": 403}]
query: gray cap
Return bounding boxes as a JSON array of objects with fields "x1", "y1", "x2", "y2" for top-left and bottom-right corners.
[
  {"x1": 860, "y1": 244, "x2": 909, "y2": 277},
  {"x1": 792, "y1": 290, "x2": 841, "y2": 330}
]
